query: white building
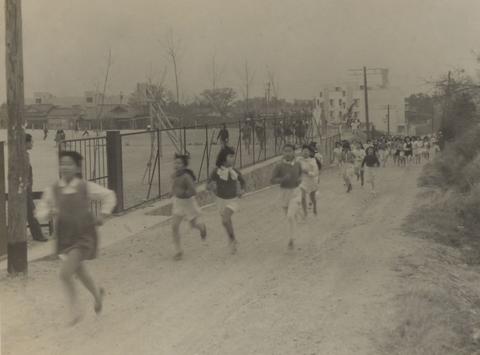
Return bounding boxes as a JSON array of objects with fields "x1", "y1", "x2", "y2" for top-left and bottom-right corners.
[{"x1": 315, "y1": 70, "x2": 406, "y2": 135}]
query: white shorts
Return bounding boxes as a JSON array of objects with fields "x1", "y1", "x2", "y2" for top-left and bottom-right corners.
[
  {"x1": 343, "y1": 163, "x2": 355, "y2": 178},
  {"x1": 172, "y1": 197, "x2": 201, "y2": 221},
  {"x1": 364, "y1": 167, "x2": 376, "y2": 183},
  {"x1": 216, "y1": 197, "x2": 239, "y2": 216},
  {"x1": 280, "y1": 188, "x2": 301, "y2": 218},
  {"x1": 300, "y1": 176, "x2": 318, "y2": 194}
]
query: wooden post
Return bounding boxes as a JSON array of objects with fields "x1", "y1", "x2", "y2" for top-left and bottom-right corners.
[
  {"x1": 106, "y1": 131, "x2": 124, "y2": 212},
  {"x1": 0, "y1": 142, "x2": 6, "y2": 256},
  {"x1": 363, "y1": 67, "x2": 370, "y2": 140},
  {"x1": 387, "y1": 104, "x2": 390, "y2": 136},
  {"x1": 5, "y1": 0, "x2": 28, "y2": 274}
]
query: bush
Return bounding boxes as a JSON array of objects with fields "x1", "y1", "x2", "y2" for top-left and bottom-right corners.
[{"x1": 419, "y1": 125, "x2": 480, "y2": 192}]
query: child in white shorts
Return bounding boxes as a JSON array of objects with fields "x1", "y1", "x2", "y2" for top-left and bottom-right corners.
[{"x1": 208, "y1": 146, "x2": 246, "y2": 254}]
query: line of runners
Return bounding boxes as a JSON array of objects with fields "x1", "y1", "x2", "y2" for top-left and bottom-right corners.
[{"x1": 33, "y1": 132, "x2": 442, "y2": 325}]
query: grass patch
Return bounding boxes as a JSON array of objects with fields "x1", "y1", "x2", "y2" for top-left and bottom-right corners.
[{"x1": 384, "y1": 288, "x2": 479, "y2": 355}]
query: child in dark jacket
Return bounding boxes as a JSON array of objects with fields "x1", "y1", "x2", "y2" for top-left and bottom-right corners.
[
  {"x1": 361, "y1": 146, "x2": 381, "y2": 195},
  {"x1": 208, "y1": 146, "x2": 245, "y2": 254},
  {"x1": 171, "y1": 153, "x2": 207, "y2": 260}
]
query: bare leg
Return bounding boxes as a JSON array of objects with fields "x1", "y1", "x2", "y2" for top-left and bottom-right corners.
[
  {"x1": 171, "y1": 215, "x2": 183, "y2": 260},
  {"x1": 59, "y1": 249, "x2": 83, "y2": 325},
  {"x1": 310, "y1": 191, "x2": 317, "y2": 215},
  {"x1": 190, "y1": 218, "x2": 207, "y2": 240},
  {"x1": 301, "y1": 188, "x2": 308, "y2": 217},
  {"x1": 221, "y1": 208, "x2": 237, "y2": 254},
  {"x1": 76, "y1": 263, "x2": 103, "y2": 314}
]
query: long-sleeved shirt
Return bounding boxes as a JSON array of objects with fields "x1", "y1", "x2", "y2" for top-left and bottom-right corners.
[
  {"x1": 209, "y1": 167, "x2": 246, "y2": 199},
  {"x1": 35, "y1": 177, "x2": 117, "y2": 223},
  {"x1": 361, "y1": 154, "x2": 380, "y2": 168},
  {"x1": 271, "y1": 159, "x2": 302, "y2": 189},
  {"x1": 172, "y1": 169, "x2": 197, "y2": 199}
]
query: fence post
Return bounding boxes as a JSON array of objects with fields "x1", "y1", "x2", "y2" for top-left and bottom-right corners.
[
  {"x1": 263, "y1": 117, "x2": 267, "y2": 161},
  {"x1": 0, "y1": 142, "x2": 6, "y2": 256},
  {"x1": 205, "y1": 125, "x2": 210, "y2": 177},
  {"x1": 252, "y1": 121, "x2": 255, "y2": 165},
  {"x1": 106, "y1": 131, "x2": 124, "y2": 212},
  {"x1": 239, "y1": 121, "x2": 243, "y2": 168},
  {"x1": 183, "y1": 127, "x2": 187, "y2": 154},
  {"x1": 157, "y1": 129, "x2": 162, "y2": 198}
]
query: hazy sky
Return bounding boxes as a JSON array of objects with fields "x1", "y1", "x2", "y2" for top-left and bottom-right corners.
[{"x1": 0, "y1": 0, "x2": 480, "y2": 101}]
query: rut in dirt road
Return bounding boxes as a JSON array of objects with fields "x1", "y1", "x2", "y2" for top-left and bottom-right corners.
[{"x1": 1, "y1": 164, "x2": 422, "y2": 355}]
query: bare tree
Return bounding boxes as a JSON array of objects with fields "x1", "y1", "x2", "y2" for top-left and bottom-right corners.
[
  {"x1": 163, "y1": 28, "x2": 182, "y2": 104},
  {"x1": 95, "y1": 48, "x2": 113, "y2": 132},
  {"x1": 237, "y1": 60, "x2": 255, "y2": 115},
  {"x1": 208, "y1": 51, "x2": 226, "y2": 90}
]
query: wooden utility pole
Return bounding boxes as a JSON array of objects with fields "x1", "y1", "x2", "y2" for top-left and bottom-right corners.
[
  {"x1": 387, "y1": 104, "x2": 390, "y2": 136},
  {"x1": 5, "y1": 0, "x2": 28, "y2": 274},
  {"x1": 363, "y1": 67, "x2": 371, "y2": 140},
  {"x1": 0, "y1": 142, "x2": 6, "y2": 257}
]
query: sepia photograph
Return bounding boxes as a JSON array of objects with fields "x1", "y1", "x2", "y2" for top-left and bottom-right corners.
[{"x1": 1, "y1": 0, "x2": 480, "y2": 354}]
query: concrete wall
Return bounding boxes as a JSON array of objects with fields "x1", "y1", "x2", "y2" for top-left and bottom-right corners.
[{"x1": 147, "y1": 155, "x2": 283, "y2": 217}]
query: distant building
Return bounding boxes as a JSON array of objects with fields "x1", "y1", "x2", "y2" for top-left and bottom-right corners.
[
  {"x1": 46, "y1": 106, "x2": 84, "y2": 130},
  {"x1": 27, "y1": 92, "x2": 124, "y2": 107},
  {"x1": 25, "y1": 104, "x2": 55, "y2": 129},
  {"x1": 81, "y1": 104, "x2": 149, "y2": 130},
  {"x1": 315, "y1": 70, "x2": 406, "y2": 134}
]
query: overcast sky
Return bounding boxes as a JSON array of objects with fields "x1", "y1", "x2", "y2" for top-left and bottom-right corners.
[{"x1": 0, "y1": 0, "x2": 480, "y2": 102}]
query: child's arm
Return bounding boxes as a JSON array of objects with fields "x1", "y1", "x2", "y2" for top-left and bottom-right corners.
[
  {"x1": 86, "y1": 182, "x2": 117, "y2": 216},
  {"x1": 270, "y1": 165, "x2": 283, "y2": 185},
  {"x1": 361, "y1": 157, "x2": 367, "y2": 168},
  {"x1": 296, "y1": 162, "x2": 303, "y2": 185},
  {"x1": 207, "y1": 169, "x2": 218, "y2": 192},
  {"x1": 236, "y1": 170, "x2": 246, "y2": 190},
  {"x1": 34, "y1": 186, "x2": 55, "y2": 223}
]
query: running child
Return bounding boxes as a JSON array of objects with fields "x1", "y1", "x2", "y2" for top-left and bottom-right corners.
[
  {"x1": 298, "y1": 144, "x2": 319, "y2": 217},
  {"x1": 35, "y1": 151, "x2": 117, "y2": 326},
  {"x1": 404, "y1": 136, "x2": 413, "y2": 165},
  {"x1": 171, "y1": 153, "x2": 207, "y2": 260},
  {"x1": 271, "y1": 144, "x2": 302, "y2": 250},
  {"x1": 207, "y1": 146, "x2": 246, "y2": 254},
  {"x1": 413, "y1": 137, "x2": 422, "y2": 164},
  {"x1": 362, "y1": 146, "x2": 381, "y2": 194},
  {"x1": 341, "y1": 142, "x2": 355, "y2": 193},
  {"x1": 332, "y1": 141, "x2": 343, "y2": 167},
  {"x1": 352, "y1": 142, "x2": 366, "y2": 187}
]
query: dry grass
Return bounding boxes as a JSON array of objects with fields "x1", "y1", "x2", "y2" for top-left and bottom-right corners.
[
  {"x1": 384, "y1": 288, "x2": 479, "y2": 355},
  {"x1": 384, "y1": 180, "x2": 480, "y2": 354}
]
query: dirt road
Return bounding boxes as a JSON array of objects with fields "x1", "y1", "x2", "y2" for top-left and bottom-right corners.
[{"x1": 1, "y1": 164, "x2": 423, "y2": 355}]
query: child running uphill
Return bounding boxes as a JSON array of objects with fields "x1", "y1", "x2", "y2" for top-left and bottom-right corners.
[
  {"x1": 35, "y1": 151, "x2": 117, "y2": 326},
  {"x1": 208, "y1": 147, "x2": 246, "y2": 254},
  {"x1": 341, "y1": 142, "x2": 355, "y2": 193},
  {"x1": 271, "y1": 144, "x2": 302, "y2": 250},
  {"x1": 298, "y1": 144, "x2": 319, "y2": 216},
  {"x1": 362, "y1": 146, "x2": 381, "y2": 194},
  {"x1": 171, "y1": 153, "x2": 207, "y2": 261}
]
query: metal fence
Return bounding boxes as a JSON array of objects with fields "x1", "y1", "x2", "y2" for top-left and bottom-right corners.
[{"x1": 61, "y1": 117, "x2": 341, "y2": 211}]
